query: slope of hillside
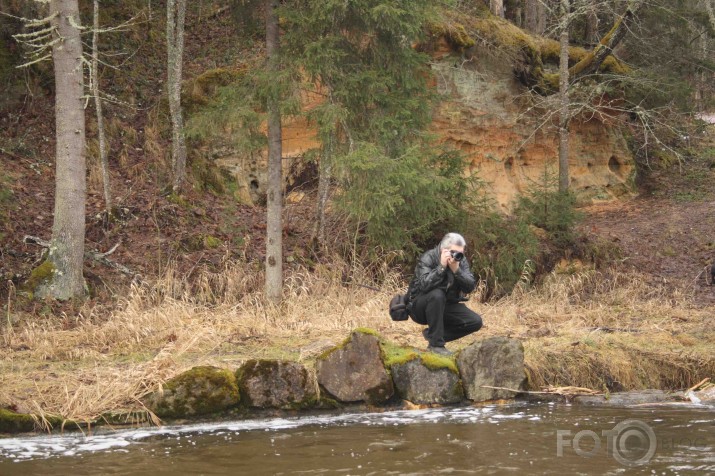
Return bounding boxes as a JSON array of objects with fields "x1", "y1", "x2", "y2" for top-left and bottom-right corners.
[{"x1": 581, "y1": 128, "x2": 715, "y2": 304}]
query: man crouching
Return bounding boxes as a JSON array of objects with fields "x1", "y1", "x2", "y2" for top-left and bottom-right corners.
[{"x1": 408, "y1": 233, "x2": 482, "y2": 356}]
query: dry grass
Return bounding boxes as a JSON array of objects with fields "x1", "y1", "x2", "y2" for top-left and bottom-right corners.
[{"x1": 1, "y1": 261, "x2": 714, "y2": 423}]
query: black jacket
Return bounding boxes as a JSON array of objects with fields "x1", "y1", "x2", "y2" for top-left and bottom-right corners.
[{"x1": 408, "y1": 246, "x2": 477, "y2": 304}]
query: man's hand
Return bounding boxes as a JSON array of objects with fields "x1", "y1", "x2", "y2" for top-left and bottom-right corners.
[
  {"x1": 440, "y1": 248, "x2": 451, "y2": 268},
  {"x1": 441, "y1": 248, "x2": 460, "y2": 273},
  {"x1": 447, "y1": 257, "x2": 460, "y2": 273}
]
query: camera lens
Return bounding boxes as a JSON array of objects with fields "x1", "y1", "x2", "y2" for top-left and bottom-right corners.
[{"x1": 450, "y1": 251, "x2": 464, "y2": 262}]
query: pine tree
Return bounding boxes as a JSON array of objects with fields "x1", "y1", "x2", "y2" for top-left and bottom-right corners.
[{"x1": 45, "y1": 0, "x2": 87, "y2": 299}]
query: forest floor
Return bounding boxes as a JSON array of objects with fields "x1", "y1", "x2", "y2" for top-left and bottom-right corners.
[
  {"x1": 581, "y1": 129, "x2": 715, "y2": 306},
  {"x1": 1, "y1": 128, "x2": 714, "y2": 424}
]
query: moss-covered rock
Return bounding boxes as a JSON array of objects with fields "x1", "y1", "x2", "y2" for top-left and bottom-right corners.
[
  {"x1": 381, "y1": 342, "x2": 463, "y2": 404},
  {"x1": 390, "y1": 358, "x2": 463, "y2": 404},
  {"x1": 0, "y1": 408, "x2": 38, "y2": 434},
  {"x1": 316, "y1": 329, "x2": 394, "y2": 404},
  {"x1": 23, "y1": 260, "x2": 55, "y2": 298},
  {"x1": 144, "y1": 366, "x2": 241, "y2": 419},
  {"x1": 236, "y1": 360, "x2": 319, "y2": 409},
  {"x1": 0, "y1": 409, "x2": 64, "y2": 434}
]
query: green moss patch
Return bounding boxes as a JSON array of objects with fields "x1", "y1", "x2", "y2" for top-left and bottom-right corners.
[
  {"x1": 180, "y1": 233, "x2": 223, "y2": 252},
  {"x1": 0, "y1": 409, "x2": 64, "y2": 434},
  {"x1": 23, "y1": 260, "x2": 55, "y2": 297},
  {"x1": 182, "y1": 67, "x2": 247, "y2": 112},
  {"x1": 0, "y1": 408, "x2": 37, "y2": 433},
  {"x1": 353, "y1": 327, "x2": 381, "y2": 338},
  {"x1": 147, "y1": 366, "x2": 241, "y2": 419},
  {"x1": 381, "y1": 341, "x2": 458, "y2": 374}
]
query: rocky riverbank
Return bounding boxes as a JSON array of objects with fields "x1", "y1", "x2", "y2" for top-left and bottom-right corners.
[{"x1": 2, "y1": 328, "x2": 712, "y2": 436}]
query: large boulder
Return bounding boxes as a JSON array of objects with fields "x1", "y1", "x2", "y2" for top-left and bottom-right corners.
[
  {"x1": 390, "y1": 356, "x2": 463, "y2": 404},
  {"x1": 236, "y1": 360, "x2": 319, "y2": 409},
  {"x1": 457, "y1": 337, "x2": 527, "y2": 402},
  {"x1": 316, "y1": 329, "x2": 394, "y2": 404},
  {"x1": 145, "y1": 366, "x2": 240, "y2": 419}
]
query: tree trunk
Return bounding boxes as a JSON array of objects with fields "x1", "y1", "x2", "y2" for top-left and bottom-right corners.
[
  {"x1": 265, "y1": 0, "x2": 283, "y2": 304},
  {"x1": 558, "y1": 0, "x2": 570, "y2": 192},
  {"x1": 490, "y1": 0, "x2": 505, "y2": 18},
  {"x1": 585, "y1": 3, "x2": 599, "y2": 45},
  {"x1": 93, "y1": 0, "x2": 111, "y2": 214},
  {"x1": 524, "y1": 0, "x2": 546, "y2": 35},
  {"x1": 167, "y1": 0, "x2": 187, "y2": 193},
  {"x1": 313, "y1": 133, "x2": 333, "y2": 250},
  {"x1": 42, "y1": 0, "x2": 86, "y2": 299}
]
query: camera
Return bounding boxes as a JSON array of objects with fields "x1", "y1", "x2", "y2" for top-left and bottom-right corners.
[{"x1": 450, "y1": 250, "x2": 464, "y2": 262}]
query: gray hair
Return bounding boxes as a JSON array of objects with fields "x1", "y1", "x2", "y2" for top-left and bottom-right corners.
[{"x1": 439, "y1": 232, "x2": 466, "y2": 249}]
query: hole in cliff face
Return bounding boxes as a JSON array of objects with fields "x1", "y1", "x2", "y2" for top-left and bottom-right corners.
[
  {"x1": 608, "y1": 156, "x2": 622, "y2": 176},
  {"x1": 587, "y1": 162, "x2": 594, "y2": 168},
  {"x1": 504, "y1": 157, "x2": 516, "y2": 179},
  {"x1": 250, "y1": 179, "x2": 259, "y2": 191}
]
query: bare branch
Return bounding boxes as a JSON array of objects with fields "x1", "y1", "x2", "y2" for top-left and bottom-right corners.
[{"x1": 15, "y1": 53, "x2": 52, "y2": 69}]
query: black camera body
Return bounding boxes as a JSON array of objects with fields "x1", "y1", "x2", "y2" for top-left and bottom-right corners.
[{"x1": 450, "y1": 250, "x2": 465, "y2": 262}]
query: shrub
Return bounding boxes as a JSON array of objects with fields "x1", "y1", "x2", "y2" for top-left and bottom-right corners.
[{"x1": 513, "y1": 169, "x2": 582, "y2": 249}]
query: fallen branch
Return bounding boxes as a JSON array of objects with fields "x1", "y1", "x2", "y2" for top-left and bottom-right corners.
[
  {"x1": 480, "y1": 385, "x2": 602, "y2": 396},
  {"x1": 687, "y1": 378, "x2": 711, "y2": 393},
  {"x1": 23, "y1": 235, "x2": 51, "y2": 248},
  {"x1": 23, "y1": 236, "x2": 141, "y2": 281}
]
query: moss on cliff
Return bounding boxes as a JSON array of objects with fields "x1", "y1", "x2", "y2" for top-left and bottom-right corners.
[
  {"x1": 182, "y1": 66, "x2": 247, "y2": 113},
  {"x1": 428, "y1": 9, "x2": 630, "y2": 95}
]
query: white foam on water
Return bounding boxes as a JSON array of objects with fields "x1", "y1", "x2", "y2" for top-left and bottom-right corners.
[{"x1": 0, "y1": 405, "x2": 526, "y2": 462}]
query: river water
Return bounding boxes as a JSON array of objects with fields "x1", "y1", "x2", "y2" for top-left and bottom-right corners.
[{"x1": 0, "y1": 403, "x2": 713, "y2": 475}]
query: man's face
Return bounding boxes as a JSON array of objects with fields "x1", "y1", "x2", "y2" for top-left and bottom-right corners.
[{"x1": 447, "y1": 245, "x2": 465, "y2": 254}]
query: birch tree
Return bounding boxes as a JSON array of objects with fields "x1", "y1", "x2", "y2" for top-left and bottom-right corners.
[{"x1": 167, "y1": 0, "x2": 187, "y2": 192}]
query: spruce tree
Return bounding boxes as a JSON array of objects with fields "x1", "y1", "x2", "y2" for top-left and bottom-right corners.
[{"x1": 282, "y1": 0, "x2": 465, "y2": 251}]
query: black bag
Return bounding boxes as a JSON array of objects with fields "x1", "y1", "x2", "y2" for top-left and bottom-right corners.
[{"x1": 389, "y1": 293, "x2": 410, "y2": 321}]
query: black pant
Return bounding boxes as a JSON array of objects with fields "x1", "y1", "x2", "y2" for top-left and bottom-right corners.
[{"x1": 410, "y1": 288, "x2": 482, "y2": 347}]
